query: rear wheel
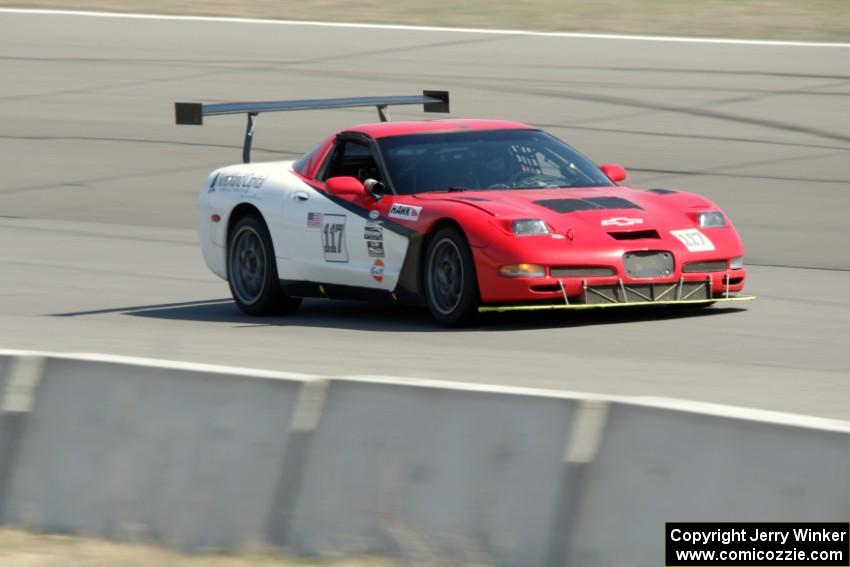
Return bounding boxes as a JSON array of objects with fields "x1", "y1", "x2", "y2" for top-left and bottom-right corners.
[
  {"x1": 424, "y1": 226, "x2": 479, "y2": 326},
  {"x1": 227, "y1": 215, "x2": 301, "y2": 315}
]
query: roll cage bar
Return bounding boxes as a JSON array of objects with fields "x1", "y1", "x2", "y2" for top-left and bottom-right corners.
[{"x1": 174, "y1": 90, "x2": 449, "y2": 163}]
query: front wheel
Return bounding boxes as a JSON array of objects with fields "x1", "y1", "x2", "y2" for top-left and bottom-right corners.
[
  {"x1": 227, "y1": 215, "x2": 301, "y2": 315},
  {"x1": 424, "y1": 226, "x2": 480, "y2": 326}
]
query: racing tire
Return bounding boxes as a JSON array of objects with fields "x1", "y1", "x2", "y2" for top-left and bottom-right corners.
[
  {"x1": 227, "y1": 215, "x2": 301, "y2": 316},
  {"x1": 424, "y1": 226, "x2": 480, "y2": 326}
]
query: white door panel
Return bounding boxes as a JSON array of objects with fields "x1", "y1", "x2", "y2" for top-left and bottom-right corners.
[{"x1": 282, "y1": 182, "x2": 409, "y2": 290}]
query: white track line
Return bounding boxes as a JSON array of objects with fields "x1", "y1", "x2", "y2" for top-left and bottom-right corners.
[{"x1": 1, "y1": 7, "x2": 849, "y2": 48}]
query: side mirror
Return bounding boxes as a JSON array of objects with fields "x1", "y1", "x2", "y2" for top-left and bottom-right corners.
[
  {"x1": 326, "y1": 176, "x2": 365, "y2": 196},
  {"x1": 600, "y1": 163, "x2": 627, "y2": 183}
]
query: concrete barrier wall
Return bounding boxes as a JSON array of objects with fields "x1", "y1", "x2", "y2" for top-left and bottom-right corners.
[
  {"x1": 285, "y1": 380, "x2": 575, "y2": 566},
  {"x1": 0, "y1": 351, "x2": 848, "y2": 566},
  {"x1": 0, "y1": 353, "x2": 17, "y2": 515},
  {"x1": 0, "y1": 356, "x2": 305, "y2": 550},
  {"x1": 565, "y1": 402, "x2": 850, "y2": 567},
  {"x1": 0, "y1": 354, "x2": 11, "y2": 394}
]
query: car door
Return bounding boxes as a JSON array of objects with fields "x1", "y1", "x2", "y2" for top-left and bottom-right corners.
[{"x1": 282, "y1": 134, "x2": 410, "y2": 290}]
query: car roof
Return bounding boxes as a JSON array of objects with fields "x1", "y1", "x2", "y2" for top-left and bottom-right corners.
[{"x1": 343, "y1": 119, "x2": 536, "y2": 139}]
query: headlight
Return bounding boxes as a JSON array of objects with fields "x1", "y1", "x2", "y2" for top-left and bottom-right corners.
[
  {"x1": 512, "y1": 219, "x2": 550, "y2": 236},
  {"x1": 698, "y1": 211, "x2": 727, "y2": 228},
  {"x1": 730, "y1": 256, "x2": 744, "y2": 269},
  {"x1": 499, "y1": 264, "x2": 546, "y2": 278}
]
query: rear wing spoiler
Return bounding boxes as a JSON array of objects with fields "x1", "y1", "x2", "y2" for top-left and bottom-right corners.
[{"x1": 174, "y1": 90, "x2": 449, "y2": 163}]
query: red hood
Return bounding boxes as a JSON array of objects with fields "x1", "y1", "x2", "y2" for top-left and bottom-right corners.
[{"x1": 414, "y1": 186, "x2": 718, "y2": 235}]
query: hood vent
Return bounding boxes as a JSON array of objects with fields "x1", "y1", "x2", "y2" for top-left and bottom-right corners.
[
  {"x1": 609, "y1": 230, "x2": 660, "y2": 240},
  {"x1": 534, "y1": 196, "x2": 643, "y2": 214}
]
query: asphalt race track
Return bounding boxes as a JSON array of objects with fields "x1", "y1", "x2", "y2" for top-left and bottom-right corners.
[{"x1": 1, "y1": 11, "x2": 849, "y2": 419}]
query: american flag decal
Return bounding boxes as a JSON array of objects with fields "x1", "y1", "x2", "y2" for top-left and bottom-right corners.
[{"x1": 306, "y1": 212, "x2": 322, "y2": 228}]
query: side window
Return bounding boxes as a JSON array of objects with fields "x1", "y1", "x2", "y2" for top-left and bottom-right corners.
[
  {"x1": 323, "y1": 140, "x2": 382, "y2": 183},
  {"x1": 293, "y1": 139, "x2": 334, "y2": 179},
  {"x1": 293, "y1": 143, "x2": 321, "y2": 175}
]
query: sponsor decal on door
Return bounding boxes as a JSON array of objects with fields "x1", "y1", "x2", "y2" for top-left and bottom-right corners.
[
  {"x1": 370, "y1": 258, "x2": 385, "y2": 282},
  {"x1": 364, "y1": 224, "x2": 385, "y2": 258}
]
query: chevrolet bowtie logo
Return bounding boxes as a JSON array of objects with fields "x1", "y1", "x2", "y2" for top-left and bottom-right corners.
[{"x1": 601, "y1": 217, "x2": 644, "y2": 227}]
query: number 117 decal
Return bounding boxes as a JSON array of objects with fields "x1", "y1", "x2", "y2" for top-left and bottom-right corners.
[
  {"x1": 322, "y1": 214, "x2": 348, "y2": 262},
  {"x1": 670, "y1": 228, "x2": 715, "y2": 252}
]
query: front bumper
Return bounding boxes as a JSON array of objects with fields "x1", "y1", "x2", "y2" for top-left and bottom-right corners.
[
  {"x1": 472, "y1": 234, "x2": 747, "y2": 304},
  {"x1": 478, "y1": 276, "x2": 754, "y2": 312}
]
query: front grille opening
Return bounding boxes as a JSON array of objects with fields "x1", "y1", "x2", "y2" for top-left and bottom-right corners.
[
  {"x1": 683, "y1": 260, "x2": 727, "y2": 273},
  {"x1": 723, "y1": 276, "x2": 744, "y2": 285},
  {"x1": 550, "y1": 266, "x2": 616, "y2": 277},
  {"x1": 608, "y1": 230, "x2": 660, "y2": 240}
]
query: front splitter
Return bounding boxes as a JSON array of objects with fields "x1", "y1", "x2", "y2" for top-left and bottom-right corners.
[{"x1": 478, "y1": 295, "x2": 755, "y2": 313}]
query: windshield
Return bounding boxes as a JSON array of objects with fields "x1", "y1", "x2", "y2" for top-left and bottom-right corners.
[{"x1": 377, "y1": 129, "x2": 613, "y2": 195}]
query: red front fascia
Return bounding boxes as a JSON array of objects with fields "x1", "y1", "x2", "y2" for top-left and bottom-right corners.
[{"x1": 468, "y1": 226, "x2": 746, "y2": 304}]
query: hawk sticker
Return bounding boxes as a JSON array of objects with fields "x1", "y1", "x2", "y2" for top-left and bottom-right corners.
[{"x1": 388, "y1": 203, "x2": 422, "y2": 221}]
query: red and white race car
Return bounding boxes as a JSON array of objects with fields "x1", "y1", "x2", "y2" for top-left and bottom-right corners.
[{"x1": 176, "y1": 91, "x2": 752, "y2": 325}]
